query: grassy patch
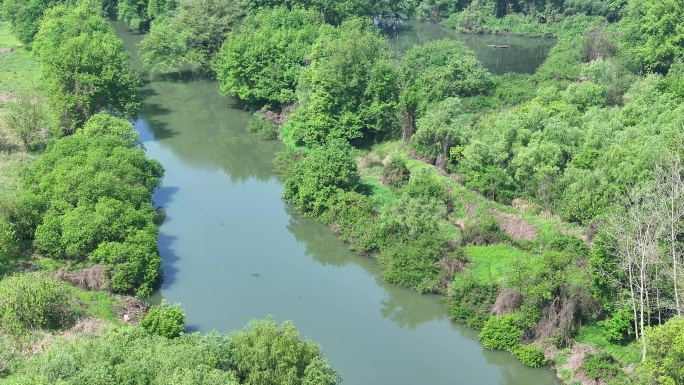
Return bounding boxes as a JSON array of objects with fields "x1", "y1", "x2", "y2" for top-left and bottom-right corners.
[
  {"x1": 0, "y1": 22, "x2": 43, "y2": 101},
  {"x1": 460, "y1": 244, "x2": 537, "y2": 285},
  {"x1": 72, "y1": 290, "x2": 123, "y2": 322},
  {"x1": 575, "y1": 324, "x2": 641, "y2": 366}
]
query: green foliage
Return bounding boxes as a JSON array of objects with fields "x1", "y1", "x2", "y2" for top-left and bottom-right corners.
[
  {"x1": 227, "y1": 317, "x2": 341, "y2": 385},
  {"x1": 378, "y1": 234, "x2": 447, "y2": 293},
  {"x1": 0, "y1": 0, "x2": 74, "y2": 44},
  {"x1": 139, "y1": 0, "x2": 247, "y2": 74},
  {"x1": 380, "y1": 156, "x2": 410, "y2": 189},
  {"x1": 478, "y1": 313, "x2": 524, "y2": 351},
  {"x1": 620, "y1": 0, "x2": 684, "y2": 73},
  {"x1": 215, "y1": 7, "x2": 324, "y2": 107},
  {"x1": 400, "y1": 39, "x2": 494, "y2": 129},
  {"x1": 141, "y1": 300, "x2": 186, "y2": 338},
  {"x1": 412, "y1": 97, "x2": 470, "y2": 162},
  {"x1": 285, "y1": 18, "x2": 399, "y2": 146},
  {"x1": 599, "y1": 307, "x2": 633, "y2": 343},
  {"x1": 246, "y1": 113, "x2": 278, "y2": 140},
  {"x1": 17, "y1": 113, "x2": 163, "y2": 296},
  {"x1": 583, "y1": 352, "x2": 620, "y2": 380},
  {"x1": 446, "y1": 275, "x2": 499, "y2": 328},
  {"x1": 3, "y1": 319, "x2": 341, "y2": 384},
  {"x1": 460, "y1": 216, "x2": 501, "y2": 246},
  {"x1": 512, "y1": 344, "x2": 548, "y2": 367},
  {"x1": 3, "y1": 99, "x2": 48, "y2": 151},
  {"x1": 33, "y1": 5, "x2": 140, "y2": 133},
  {"x1": 0, "y1": 274, "x2": 72, "y2": 334},
  {"x1": 639, "y1": 317, "x2": 684, "y2": 385},
  {"x1": 283, "y1": 141, "x2": 360, "y2": 216}
]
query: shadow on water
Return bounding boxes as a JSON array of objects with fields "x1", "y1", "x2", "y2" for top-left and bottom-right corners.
[
  {"x1": 154, "y1": 186, "x2": 181, "y2": 288},
  {"x1": 158, "y1": 231, "x2": 180, "y2": 289},
  {"x1": 285, "y1": 206, "x2": 447, "y2": 330}
]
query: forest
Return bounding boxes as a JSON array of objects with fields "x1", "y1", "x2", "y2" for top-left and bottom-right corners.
[{"x1": 0, "y1": 0, "x2": 683, "y2": 383}]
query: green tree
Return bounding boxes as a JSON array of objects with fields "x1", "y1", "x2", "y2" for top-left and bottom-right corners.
[
  {"x1": 620, "y1": 0, "x2": 684, "y2": 73},
  {"x1": 285, "y1": 18, "x2": 399, "y2": 146},
  {"x1": 17, "y1": 113, "x2": 164, "y2": 296},
  {"x1": 33, "y1": 6, "x2": 140, "y2": 133},
  {"x1": 215, "y1": 7, "x2": 324, "y2": 107},
  {"x1": 283, "y1": 142, "x2": 360, "y2": 216},
  {"x1": 139, "y1": 0, "x2": 247, "y2": 74},
  {"x1": 399, "y1": 39, "x2": 494, "y2": 140},
  {"x1": 412, "y1": 97, "x2": 470, "y2": 165},
  {"x1": 3, "y1": 99, "x2": 47, "y2": 151},
  {"x1": 141, "y1": 300, "x2": 186, "y2": 338},
  {"x1": 0, "y1": 274, "x2": 72, "y2": 334},
  {"x1": 227, "y1": 317, "x2": 341, "y2": 385}
]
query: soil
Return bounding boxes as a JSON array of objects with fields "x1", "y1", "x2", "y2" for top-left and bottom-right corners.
[
  {"x1": 113, "y1": 296, "x2": 148, "y2": 325},
  {"x1": 0, "y1": 92, "x2": 18, "y2": 103},
  {"x1": 0, "y1": 48, "x2": 14, "y2": 54},
  {"x1": 490, "y1": 209, "x2": 538, "y2": 241},
  {"x1": 559, "y1": 343, "x2": 606, "y2": 385}
]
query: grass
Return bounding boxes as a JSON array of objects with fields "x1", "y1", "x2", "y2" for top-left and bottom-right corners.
[
  {"x1": 72, "y1": 290, "x2": 123, "y2": 322},
  {"x1": 0, "y1": 22, "x2": 43, "y2": 101},
  {"x1": 460, "y1": 244, "x2": 537, "y2": 285},
  {"x1": 574, "y1": 324, "x2": 641, "y2": 366}
]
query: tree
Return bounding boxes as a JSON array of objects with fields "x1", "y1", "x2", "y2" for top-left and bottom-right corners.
[
  {"x1": 227, "y1": 318, "x2": 342, "y2": 385},
  {"x1": 141, "y1": 300, "x2": 186, "y2": 338},
  {"x1": 412, "y1": 97, "x2": 470, "y2": 168},
  {"x1": 18, "y1": 113, "x2": 164, "y2": 296},
  {"x1": 620, "y1": 0, "x2": 684, "y2": 73},
  {"x1": 215, "y1": 7, "x2": 324, "y2": 107},
  {"x1": 399, "y1": 39, "x2": 494, "y2": 141},
  {"x1": 3, "y1": 99, "x2": 47, "y2": 151},
  {"x1": 139, "y1": 0, "x2": 247, "y2": 74},
  {"x1": 283, "y1": 142, "x2": 360, "y2": 216},
  {"x1": 606, "y1": 184, "x2": 665, "y2": 362},
  {"x1": 285, "y1": 18, "x2": 399, "y2": 146},
  {"x1": 33, "y1": 6, "x2": 140, "y2": 133}
]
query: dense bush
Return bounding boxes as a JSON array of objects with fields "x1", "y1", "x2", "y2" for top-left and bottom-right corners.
[
  {"x1": 17, "y1": 113, "x2": 164, "y2": 296},
  {"x1": 381, "y1": 157, "x2": 410, "y2": 189},
  {"x1": 285, "y1": 18, "x2": 399, "y2": 146},
  {"x1": 283, "y1": 142, "x2": 360, "y2": 216},
  {"x1": 639, "y1": 317, "x2": 684, "y2": 384},
  {"x1": 246, "y1": 113, "x2": 278, "y2": 140},
  {"x1": 460, "y1": 216, "x2": 501, "y2": 246},
  {"x1": 478, "y1": 314, "x2": 524, "y2": 351},
  {"x1": 583, "y1": 352, "x2": 620, "y2": 380},
  {"x1": 3, "y1": 319, "x2": 341, "y2": 384},
  {"x1": 33, "y1": 5, "x2": 140, "y2": 133},
  {"x1": 378, "y1": 235, "x2": 447, "y2": 293},
  {"x1": 215, "y1": 7, "x2": 324, "y2": 107},
  {"x1": 141, "y1": 300, "x2": 186, "y2": 338},
  {"x1": 446, "y1": 275, "x2": 499, "y2": 328},
  {"x1": 0, "y1": 274, "x2": 72, "y2": 334},
  {"x1": 512, "y1": 344, "x2": 547, "y2": 367}
]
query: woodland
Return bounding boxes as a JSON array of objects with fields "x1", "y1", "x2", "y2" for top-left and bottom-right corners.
[{"x1": 0, "y1": 0, "x2": 684, "y2": 383}]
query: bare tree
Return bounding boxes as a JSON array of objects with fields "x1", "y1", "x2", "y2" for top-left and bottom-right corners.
[
  {"x1": 607, "y1": 184, "x2": 664, "y2": 362},
  {"x1": 655, "y1": 149, "x2": 684, "y2": 316}
]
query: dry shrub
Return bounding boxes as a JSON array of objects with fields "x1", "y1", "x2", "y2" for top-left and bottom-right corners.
[
  {"x1": 490, "y1": 209, "x2": 537, "y2": 241},
  {"x1": 491, "y1": 288, "x2": 522, "y2": 316},
  {"x1": 534, "y1": 285, "x2": 601, "y2": 347},
  {"x1": 53, "y1": 265, "x2": 110, "y2": 292},
  {"x1": 587, "y1": 219, "x2": 605, "y2": 242},
  {"x1": 436, "y1": 255, "x2": 465, "y2": 294},
  {"x1": 582, "y1": 28, "x2": 617, "y2": 62}
]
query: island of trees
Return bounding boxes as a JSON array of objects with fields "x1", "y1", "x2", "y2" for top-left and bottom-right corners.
[{"x1": 1, "y1": 0, "x2": 684, "y2": 383}]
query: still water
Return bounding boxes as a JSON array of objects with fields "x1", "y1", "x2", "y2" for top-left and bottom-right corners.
[
  {"x1": 389, "y1": 21, "x2": 556, "y2": 74},
  {"x1": 112, "y1": 21, "x2": 558, "y2": 385}
]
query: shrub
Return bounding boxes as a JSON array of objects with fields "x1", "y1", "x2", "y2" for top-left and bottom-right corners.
[
  {"x1": 247, "y1": 114, "x2": 278, "y2": 140},
  {"x1": 0, "y1": 274, "x2": 72, "y2": 334},
  {"x1": 599, "y1": 307, "x2": 633, "y2": 343},
  {"x1": 283, "y1": 141, "x2": 360, "y2": 216},
  {"x1": 478, "y1": 314, "x2": 524, "y2": 351},
  {"x1": 460, "y1": 216, "x2": 501, "y2": 246},
  {"x1": 378, "y1": 235, "x2": 447, "y2": 293},
  {"x1": 446, "y1": 275, "x2": 499, "y2": 329},
  {"x1": 141, "y1": 300, "x2": 185, "y2": 339},
  {"x1": 513, "y1": 344, "x2": 548, "y2": 367},
  {"x1": 381, "y1": 157, "x2": 410, "y2": 189},
  {"x1": 583, "y1": 352, "x2": 619, "y2": 380}
]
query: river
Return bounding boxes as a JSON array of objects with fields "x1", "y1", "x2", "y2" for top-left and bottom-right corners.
[{"x1": 112, "y1": 21, "x2": 559, "y2": 385}]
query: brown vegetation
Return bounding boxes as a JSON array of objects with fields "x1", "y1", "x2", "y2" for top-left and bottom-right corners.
[
  {"x1": 53, "y1": 265, "x2": 111, "y2": 292},
  {"x1": 491, "y1": 288, "x2": 522, "y2": 315}
]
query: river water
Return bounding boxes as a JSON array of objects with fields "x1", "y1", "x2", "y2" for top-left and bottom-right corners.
[{"x1": 113, "y1": 21, "x2": 558, "y2": 385}]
